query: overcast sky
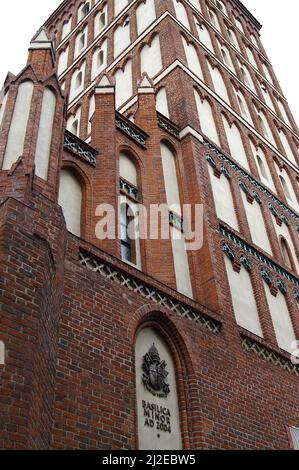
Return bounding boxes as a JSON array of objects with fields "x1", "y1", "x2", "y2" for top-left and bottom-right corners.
[{"x1": 0, "y1": 0, "x2": 298, "y2": 124}]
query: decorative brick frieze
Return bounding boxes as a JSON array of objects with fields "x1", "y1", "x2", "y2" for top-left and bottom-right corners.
[
  {"x1": 64, "y1": 130, "x2": 98, "y2": 165},
  {"x1": 241, "y1": 336, "x2": 299, "y2": 376},
  {"x1": 220, "y1": 225, "x2": 299, "y2": 287},
  {"x1": 205, "y1": 140, "x2": 299, "y2": 222},
  {"x1": 115, "y1": 112, "x2": 148, "y2": 147},
  {"x1": 79, "y1": 248, "x2": 221, "y2": 334},
  {"x1": 157, "y1": 112, "x2": 180, "y2": 138},
  {"x1": 119, "y1": 177, "x2": 139, "y2": 201}
]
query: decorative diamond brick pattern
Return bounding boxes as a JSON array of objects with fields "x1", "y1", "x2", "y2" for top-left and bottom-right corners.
[
  {"x1": 242, "y1": 337, "x2": 299, "y2": 376},
  {"x1": 79, "y1": 249, "x2": 221, "y2": 334}
]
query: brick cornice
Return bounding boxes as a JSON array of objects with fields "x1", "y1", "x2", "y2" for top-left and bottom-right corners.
[{"x1": 231, "y1": 0, "x2": 262, "y2": 30}]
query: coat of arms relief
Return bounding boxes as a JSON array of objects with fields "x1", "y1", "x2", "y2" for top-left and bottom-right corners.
[{"x1": 142, "y1": 343, "x2": 170, "y2": 398}]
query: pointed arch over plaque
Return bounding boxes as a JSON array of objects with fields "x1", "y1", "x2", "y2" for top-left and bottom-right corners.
[{"x1": 135, "y1": 326, "x2": 182, "y2": 450}]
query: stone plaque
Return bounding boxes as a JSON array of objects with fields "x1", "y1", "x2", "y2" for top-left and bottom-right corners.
[{"x1": 135, "y1": 327, "x2": 182, "y2": 450}]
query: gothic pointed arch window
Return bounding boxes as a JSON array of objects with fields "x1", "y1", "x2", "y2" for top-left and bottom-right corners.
[
  {"x1": 61, "y1": 17, "x2": 72, "y2": 40},
  {"x1": 58, "y1": 47, "x2": 69, "y2": 75},
  {"x1": 58, "y1": 168, "x2": 83, "y2": 237},
  {"x1": 239, "y1": 63, "x2": 256, "y2": 92},
  {"x1": 279, "y1": 174, "x2": 292, "y2": 201},
  {"x1": 2, "y1": 80, "x2": 34, "y2": 171},
  {"x1": 114, "y1": 0, "x2": 129, "y2": 17},
  {"x1": 235, "y1": 88, "x2": 253, "y2": 124},
  {"x1": 250, "y1": 33, "x2": 259, "y2": 49},
  {"x1": 262, "y1": 62, "x2": 273, "y2": 84},
  {"x1": 215, "y1": 0, "x2": 228, "y2": 16},
  {"x1": 259, "y1": 82, "x2": 275, "y2": 111},
  {"x1": 274, "y1": 162, "x2": 298, "y2": 211},
  {"x1": 256, "y1": 154, "x2": 267, "y2": 179},
  {"x1": 114, "y1": 18, "x2": 131, "y2": 57},
  {"x1": 71, "y1": 119, "x2": 79, "y2": 136},
  {"x1": 67, "y1": 107, "x2": 81, "y2": 137},
  {"x1": 136, "y1": 0, "x2": 156, "y2": 35},
  {"x1": 259, "y1": 114, "x2": 269, "y2": 138},
  {"x1": 277, "y1": 99, "x2": 291, "y2": 127},
  {"x1": 208, "y1": 9, "x2": 220, "y2": 31},
  {"x1": 156, "y1": 87, "x2": 169, "y2": 118},
  {"x1": 221, "y1": 46, "x2": 229, "y2": 66},
  {"x1": 222, "y1": 115, "x2": 249, "y2": 170},
  {"x1": 75, "y1": 27, "x2": 88, "y2": 57},
  {"x1": 224, "y1": 255, "x2": 263, "y2": 337},
  {"x1": 219, "y1": 43, "x2": 234, "y2": 72},
  {"x1": 249, "y1": 141, "x2": 275, "y2": 192},
  {"x1": 35, "y1": 87, "x2": 57, "y2": 180},
  {"x1": 70, "y1": 63, "x2": 85, "y2": 100},
  {"x1": 91, "y1": 41, "x2": 107, "y2": 79},
  {"x1": 256, "y1": 108, "x2": 276, "y2": 146},
  {"x1": 94, "y1": 7, "x2": 107, "y2": 37},
  {"x1": 160, "y1": 142, "x2": 193, "y2": 298},
  {"x1": 227, "y1": 28, "x2": 240, "y2": 51},
  {"x1": 173, "y1": 0, "x2": 190, "y2": 29},
  {"x1": 194, "y1": 90, "x2": 220, "y2": 146},
  {"x1": 196, "y1": 20, "x2": 214, "y2": 52},
  {"x1": 120, "y1": 203, "x2": 136, "y2": 264},
  {"x1": 87, "y1": 94, "x2": 95, "y2": 135},
  {"x1": 140, "y1": 34, "x2": 163, "y2": 78},
  {"x1": 78, "y1": 2, "x2": 90, "y2": 23},
  {"x1": 0, "y1": 88, "x2": 9, "y2": 127},
  {"x1": 114, "y1": 59, "x2": 133, "y2": 108},
  {"x1": 96, "y1": 49, "x2": 104, "y2": 68},
  {"x1": 279, "y1": 237, "x2": 294, "y2": 270},
  {"x1": 208, "y1": 64, "x2": 230, "y2": 103},
  {"x1": 119, "y1": 152, "x2": 141, "y2": 268},
  {"x1": 235, "y1": 17, "x2": 244, "y2": 33},
  {"x1": 277, "y1": 128, "x2": 296, "y2": 165},
  {"x1": 75, "y1": 71, "x2": 83, "y2": 90},
  {"x1": 182, "y1": 36, "x2": 203, "y2": 79},
  {"x1": 246, "y1": 46, "x2": 257, "y2": 69}
]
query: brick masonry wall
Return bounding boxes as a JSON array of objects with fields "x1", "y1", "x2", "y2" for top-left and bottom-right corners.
[
  {"x1": 0, "y1": 195, "x2": 67, "y2": 449},
  {"x1": 46, "y1": 234, "x2": 299, "y2": 449},
  {"x1": 0, "y1": 188, "x2": 298, "y2": 449},
  {"x1": 0, "y1": 0, "x2": 298, "y2": 451}
]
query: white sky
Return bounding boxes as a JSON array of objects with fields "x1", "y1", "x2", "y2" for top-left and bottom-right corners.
[{"x1": 0, "y1": 0, "x2": 298, "y2": 124}]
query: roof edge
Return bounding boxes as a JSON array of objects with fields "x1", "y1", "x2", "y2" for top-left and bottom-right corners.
[
  {"x1": 232, "y1": 0, "x2": 262, "y2": 30},
  {"x1": 43, "y1": 0, "x2": 69, "y2": 28},
  {"x1": 43, "y1": 0, "x2": 263, "y2": 33}
]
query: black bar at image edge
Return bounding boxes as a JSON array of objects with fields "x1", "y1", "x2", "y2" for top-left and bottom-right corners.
[{"x1": 0, "y1": 450, "x2": 297, "y2": 467}]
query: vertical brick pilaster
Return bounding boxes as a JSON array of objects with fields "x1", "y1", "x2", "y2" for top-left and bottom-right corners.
[{"x1": 91, "y1": 74, "x2": 119, "y2": 256}]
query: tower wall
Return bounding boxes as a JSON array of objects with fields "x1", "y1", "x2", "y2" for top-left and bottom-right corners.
[{"x1": 0, "y1": 0, "x2": 298, "y2": 450}]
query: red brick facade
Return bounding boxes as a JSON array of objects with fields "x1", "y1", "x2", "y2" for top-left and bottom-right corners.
[{"x1": 0, "y1": 0, "x2": 298, "y2": 449}]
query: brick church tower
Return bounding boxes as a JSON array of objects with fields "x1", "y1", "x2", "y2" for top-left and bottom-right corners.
[{"x1": 0, "y1": 0, "x2": 299, "y2": 450}]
